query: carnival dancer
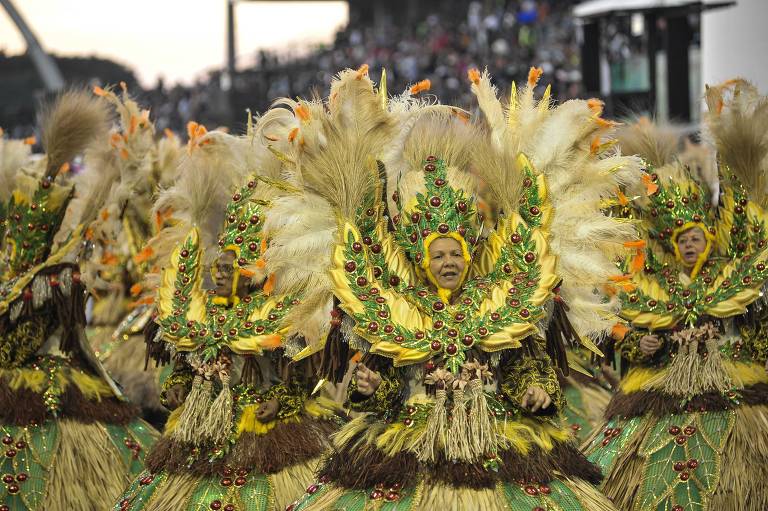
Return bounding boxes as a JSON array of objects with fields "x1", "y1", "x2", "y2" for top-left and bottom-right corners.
[
  {"x1": 584, "y1": 79, "x2": 768, "y2": 511},
  {"x1": 0, "y1": 91, "x2": 157, "y2": 511},
  {"x1": 271, "y1": 67, "x2": 642, "y2": 511},
  {"x1": 113, "y1": 121, "x2": 340, "y2": 511},
  {"x1": 84, "y1": 85, "x2": 182, "y2": 429}
]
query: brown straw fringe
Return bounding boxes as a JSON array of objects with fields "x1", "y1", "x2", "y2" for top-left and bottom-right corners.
[
  {"x1": 604, "y1": 383, "x2": 768, "y2": 419},
  {"x1": 142, "y1": 473, "x2": 200, "y2": 511},
  {"x1": 146, "y1": 418, "x2": 336, "y2": 476},
  {"x1": 710, "y1": 404, "x2": 768, "y2": 511},
  {"x1": 598, "y1": 417, "x2": 655, "y2": 510},
  {"x1": 600, "y1": 405, "x2": 768, "y2": 511},
  {"x1": 0, "y1": 377, "x2": 139, "y2": 426},
  {"x1": 319, "y1": 429, "x2": 602, "y2": 490},
  {"x1": 43, "y1": 419, "x2": 133, "y2": 511}
]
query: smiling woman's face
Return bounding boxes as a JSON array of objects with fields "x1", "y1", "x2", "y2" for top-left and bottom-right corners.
[
  {"x1": 676, "y1": 227, "x2": 708, "y2": 265},
  {"x1": 428, "y1": 237, "x2": 466, "y2": 291}
]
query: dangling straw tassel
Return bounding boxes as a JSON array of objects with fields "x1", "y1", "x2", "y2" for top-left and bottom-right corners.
[
  {"x1": 466, "y1": 378, "x2": 495, "y2": 459},
  {"x1": 660, "y1": 340, "x2": 701, "y2": 397},
  {"x1": 446, "y1": 386, "x2": 472, "y2": 462},
  {"x1": 171, "y1": 375, "x2": 214, "y2": 445},
  {"x1": 416, "y1": 387, "x2": 448, "y2": 464},
  {"x1": 700, "y1": 338, "x2": 733, "y2": 394},
  {"x1": 202, "y1": 372, "x2": 234, "y2": 446}
]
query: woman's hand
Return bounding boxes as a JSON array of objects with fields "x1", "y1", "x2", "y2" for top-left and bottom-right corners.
[
  {"x1": 355, "y1": 363, "x2": 382, "y2": 396},
  {"x1": 520, "y1": 386, "x2": 552, "y2": 412},
  {"x1": 639, "y1": 334, "x2": 662, "y2": 356},
  {"x1": 164, "y1": 383, "x2": 188, "y2": 410},
  {"x1": 256, "y1": 398, "x2": 280, "y2": 422}
]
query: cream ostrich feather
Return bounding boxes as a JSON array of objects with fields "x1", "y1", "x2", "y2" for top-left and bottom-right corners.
[
  {"x1": 470, "y1": 68, "x2": 643, "y2": 340},
  {"x1": 261, "y1": 68, "x2": 397, "y2": 346},
  {"x1": 704, "y1": 78, "x2": 768, "y2": 208},
  {"x1": 0, "y1": 132, "x2": 33, "y2": 205}
]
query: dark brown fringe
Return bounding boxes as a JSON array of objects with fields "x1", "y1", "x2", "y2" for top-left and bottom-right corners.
[
  {"x1": 318, "y1": 307, "x2": 351, "y2": 383},
  {"x1": 0, "y1": 377, "x2": 139, "y2": 426},
  {"x1": 545, "y1": 296, "x2": 574, "y2": 375},
  {"x1": 144, "y1": 319, "x2": 171, "y2": 368},
  {"x1": 319, "y1": 429, "x2": 602, "y2": 490},
  {"x1": 604, "y1": 383, "x2": 768, "y2": 419},
  {"x1": 145, "y1": 417, "x2": 336, "y2": 476}
]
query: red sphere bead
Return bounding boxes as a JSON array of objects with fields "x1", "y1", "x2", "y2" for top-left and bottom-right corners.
[
  {"x1": 2, "y1": 474, "x2": 13, "y2": 484},
  {"x1": 210, "y1": 501, "x2": 222, "y2": 510},
  {"x1": 15, "y1": 473, "x2": 27, "y2": 482},
  {"x1": 235, "y1": 477, "x2": 246, "y2": 486},
  {"x1": 306, "y1": 483, "x2": 318, "y2": 494},
  {"x1": 679, "y1": 471, "x2": 690, "y2": 481},
  {"x1": 673, "y1": 461, "x2": 685, "y2": 472}
]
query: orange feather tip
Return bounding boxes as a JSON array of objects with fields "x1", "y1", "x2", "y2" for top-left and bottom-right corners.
[
  {"x1": 350, "y1": 351, "x2": 363, "y2": 363},
  {"x1": 100, "y1": 209, "x2": 110, "y2": 221},
  {"x1": 57, "y1": 162, "x2": 71, "y2": 174},
  {"x1": 410, "y1": 79, "x2": 431, "y2": 95},
  {"x1": 130, "y1": 296, "x2": 155, "y2": 307},
  {"x1": 356, "y1": 64, "x2": 369, "y2": 79},
  {"x1": 92, "y1": 86, "x2": 108, "y2": 97},
  {"x1": 641, "y1": 174, "x2": 659, "y2": 195},
  {"x1": 129, "y1": 283, "x2": 143, "y2": 297},
  {"x1": 617, "y1": 189, "x2": 629, "y2": 206},
  {"x1": 129, "y1": 116, "x2": 138, "y2": 135},
  {"x1": 611, "y1": 323, "x2": 630, "y2": 340},
  {"x1": 467, "y1": 68, "x2": 481, "y2": 85},
  {"x1": 133, "y1": 245, "x2": 154, "y2": 264},
  {"x1": 295, "y1": 104, "x2": 311, "y2": 121},
  {"x1": 23, "y1": 136, "x2": 36, "y2": 146},
  {"x1": 261, "y1": 334, "x2": 282, "y2": 349},
  {"x1": 163, "y1": 128, "x2": 175, "y2": 139},
  {"x1": 623, "y1": 240, "x2": 646, "y2": 249},
  {"x1": 590, "y1": 136, "x2": 601, "y2": 154},
  {"x1": 527, "y1": 67, "x2": 544, "y2": 87},
  {"x1": 262, "y1": 273, "x2": 276, "y2": 295},
  {"x1": 239, "y1": 268, "x2": 255, "y2": 278},
  {"x1": 453, "y1": 108, "x2": 470, "y2": 124},
  {"x1": 288, "y1": 127, "x2": 299, "y2": 142},
  {"x1": 255, "y1": 258, "x2": 267, "y2": 270},
  {"x1": 186, "y1": 121, "x2": 198, "y2": 139},
  {"x1": 587, "y1": 98, "x2": 604, "y2": 114}
]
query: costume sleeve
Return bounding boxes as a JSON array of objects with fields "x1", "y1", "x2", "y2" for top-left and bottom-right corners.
[
  {"x1": 347, "y1": 363, "x2": 406, "y2": 416},
  {"x1": 738, "y1": 308, "x2": 768, "y2": 364},
  {"x1": 159, "y1": 355, "x2": 195, "y2": 409},
  {"x1": 499, "y1": 338, "x2": 562, "y2": 415},
  {"x1": 265, "y1": 379, "x2": 308, "y2": 421},
  {"x1": 0, "y1": 316, "x2": 55, "y2": 369},
  {"x1": 617, "y1": 328, "x2": 667, "y2": 365}
]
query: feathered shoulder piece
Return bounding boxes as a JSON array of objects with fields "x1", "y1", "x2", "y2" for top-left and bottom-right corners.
[
  {"x1": 265, "y1": 67, "x2": 563, "y2": 373},
  {"x1": 614, "y1": 89, "x2": 768, "y2": 330},
  {"x1": 155, "y1": 174, "x2": 293, "y2": 360},
  {"x1": 469, "y1": 67, "x2": 643, "y2": 346},
  {"x1": 0, "y1": 90, "x2": 110, "y2": 319}
]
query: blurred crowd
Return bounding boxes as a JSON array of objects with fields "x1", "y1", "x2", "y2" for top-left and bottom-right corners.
[
  {"x1": 3, "y1": 1, "x2": 581, "y2": 137},
  {"x1": 143, "y1": 0, "x2": 581, "y2": 134}
]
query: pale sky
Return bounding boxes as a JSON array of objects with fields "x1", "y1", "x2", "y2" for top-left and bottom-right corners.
[{"x1": 0, "y1": 0, "x2": 348, "y2": 86}]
